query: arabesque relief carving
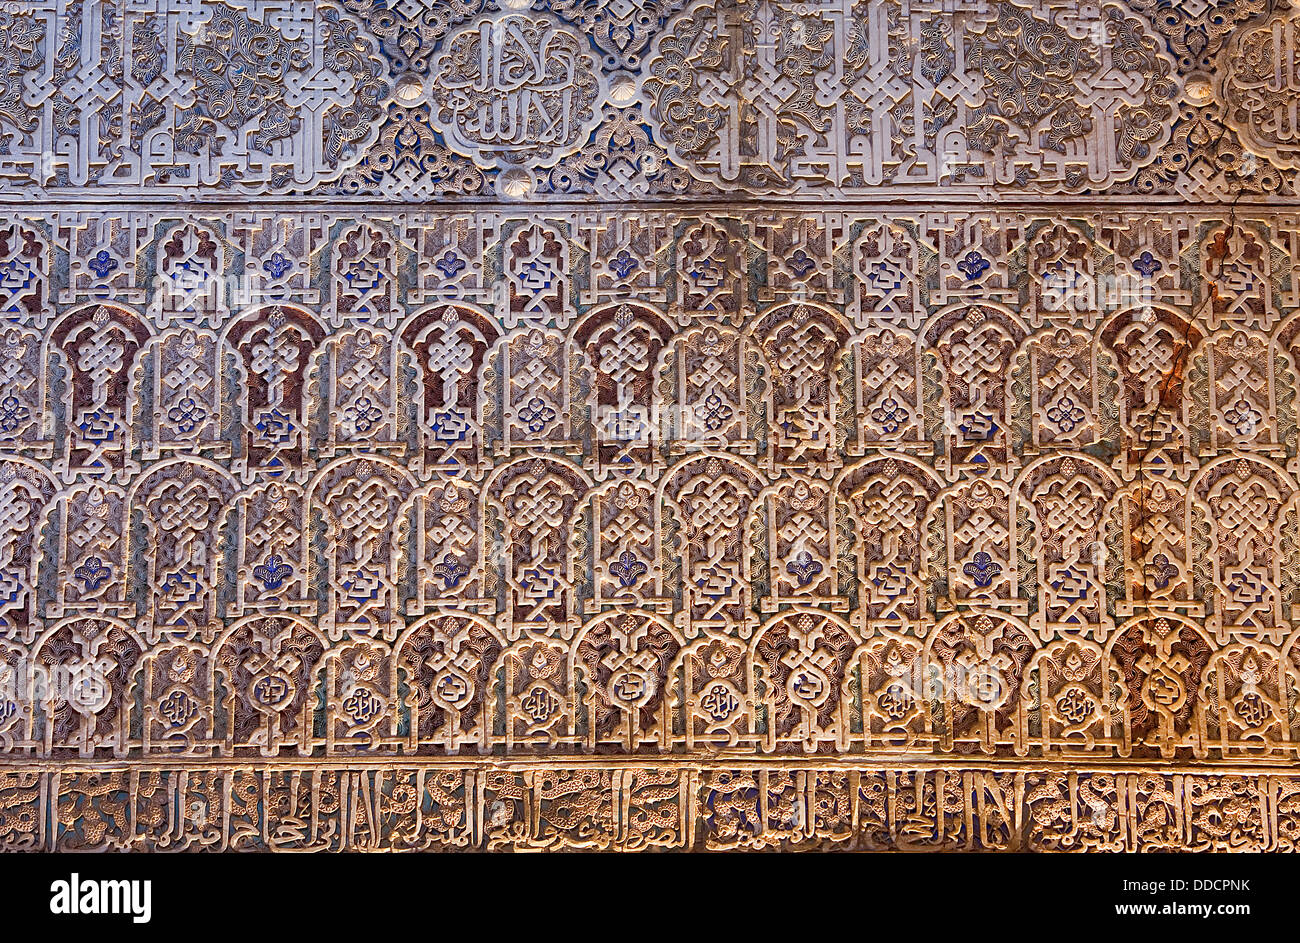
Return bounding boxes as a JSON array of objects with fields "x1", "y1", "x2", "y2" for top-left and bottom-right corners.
[
  {"x1": 1, "y1": 0, "x2": 1299, "y2": 853},
  {"x1": 0, "y1": 0, "x2": 1286, "y2": 199}
]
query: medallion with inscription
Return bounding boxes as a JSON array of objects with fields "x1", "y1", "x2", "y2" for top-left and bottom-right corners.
[
  {"x1": 429, "y1": 11, "x2": 606, "y2": 173},
  {"x1": 1222, "y1": 11, "x2": 1300, "y2": 170}
]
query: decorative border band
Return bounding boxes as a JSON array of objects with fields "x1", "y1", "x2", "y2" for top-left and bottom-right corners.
[{"x1": 1, "y1": 763, "x2": 1293, "y2": 851}]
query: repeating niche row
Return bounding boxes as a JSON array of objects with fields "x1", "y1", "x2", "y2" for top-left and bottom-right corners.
[
  {"x1": 3, "y1": 446, "x2": 1299, "y2": 649},
  {"x1": 12, "y1": 297, "x2": 1300, "y2": 488},
  {"x1": 5, "y1": 608, "x2": 1300, "y2": 760}
]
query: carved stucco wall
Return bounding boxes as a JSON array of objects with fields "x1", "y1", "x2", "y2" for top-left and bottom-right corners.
[{"x1": 0, "y1": 0, "x2": 1296, "y2": 851}]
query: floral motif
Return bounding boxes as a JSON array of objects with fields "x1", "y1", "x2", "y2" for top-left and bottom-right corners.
[{"x1": 252, "y1": 554, "x2": 292, "y2": 591}]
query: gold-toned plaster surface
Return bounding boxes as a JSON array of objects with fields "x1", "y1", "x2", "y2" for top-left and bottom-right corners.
[{"x1": 0, "y1": 0, "x2": 1296, "y2": 851}]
